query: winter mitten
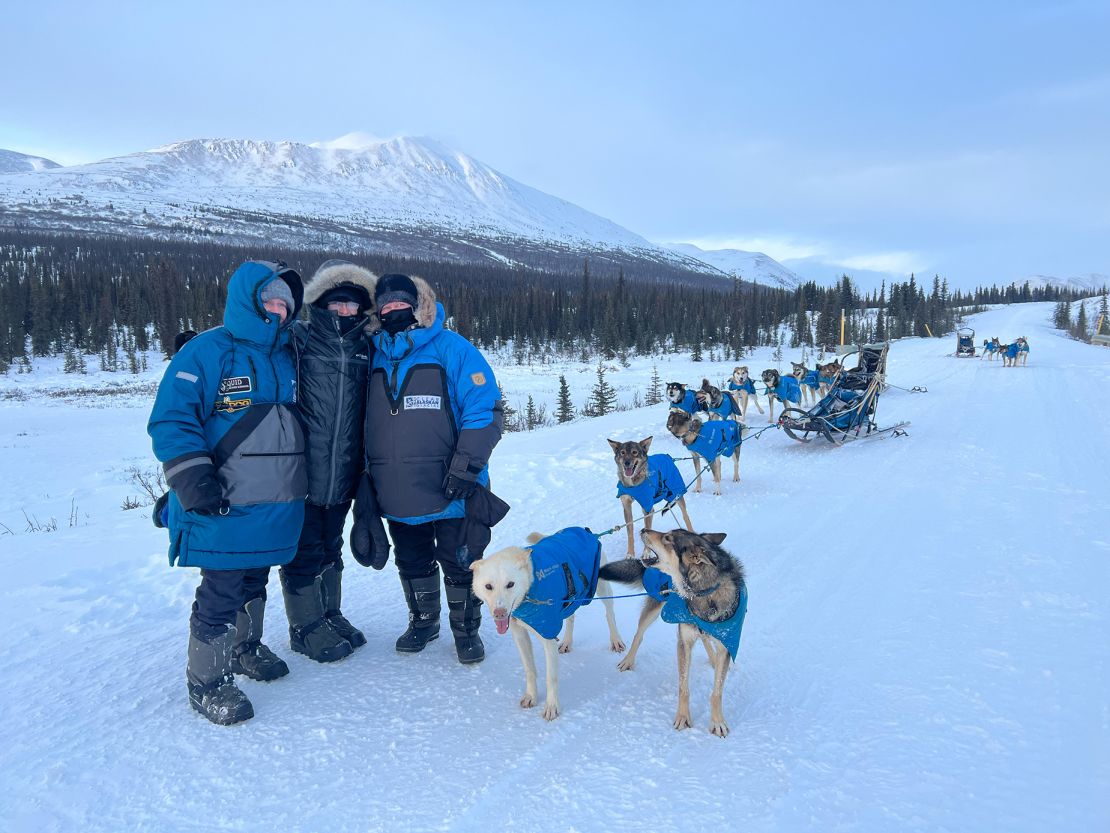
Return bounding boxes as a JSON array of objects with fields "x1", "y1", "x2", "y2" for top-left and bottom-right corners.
[
  {"x1": 350, "y1": 472, "x2": 390, "y2": 569},
  {"x1": 165, "y1": 457, "x2": 224, "y2": 514}
]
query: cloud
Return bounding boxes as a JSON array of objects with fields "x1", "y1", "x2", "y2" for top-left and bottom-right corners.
[
  {"x1": 678, "y1": 235, "x2": 826, "y2": 262},
  {"x1": 835, "y1": 251, "x2": 924, "y2": 274},
  {"x1": 308, "y1": 132, "x2": 388, "y2": 150}
]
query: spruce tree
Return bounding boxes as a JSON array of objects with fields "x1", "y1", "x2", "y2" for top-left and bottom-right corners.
[
  {"x1": 588, "y1": 364, "x2": 618, "y2": 416},
  {"x1": 645, "y1": 364, "x2": 663, "y2": 406},
  {"x1": 555, "y1": 375, "x2": 575, "y2": 423},
  {"x1": 1074, "y1": 303, "x2": 1088, "y2": 339}
]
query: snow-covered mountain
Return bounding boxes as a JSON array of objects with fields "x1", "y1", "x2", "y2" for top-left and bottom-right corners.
[
  {"x1": 0, "y1": 137, "x2": 734, "y2": 279},
  {"x1": 0, "y1": 149, "x2": 60, "y2": 174},
  {"x1": 665, "y1": 242, "x2": 802, "y2": 289},
  {"x1": 1017, "y1": 273, "x2": 1108, "y2": 293}
]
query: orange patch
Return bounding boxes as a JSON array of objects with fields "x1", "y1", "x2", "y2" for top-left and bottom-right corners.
[{"x1": 470, "y1": 372, "x2": 487, "y2": 386}]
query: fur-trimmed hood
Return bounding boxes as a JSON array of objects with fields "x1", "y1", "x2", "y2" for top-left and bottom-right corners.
[
  {"x1": 303, "y1": 260, "x2": 378, "y2": 308},
  {"x1": 366, "y1": 274, "x2": 438, "y2": 335}
]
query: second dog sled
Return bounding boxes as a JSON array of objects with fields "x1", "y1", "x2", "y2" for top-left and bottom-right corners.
[{"x1": 778, "y1": 343, "x2": 909, "y2": 444}]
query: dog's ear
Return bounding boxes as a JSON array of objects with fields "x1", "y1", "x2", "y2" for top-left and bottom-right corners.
[
  {"x1": 701, "y1": 378, "x2": 712, "y2": 390},
  {"x1": 468, "y1": 558, "x2": 483, "y2": 572},
  {"x1": 607, "y1": 438, "x2": 621, "y2": 453},
  {"x1": 702, "y1": 532, "x2": 727, "y2": 545},
  {"x1": 639, "y1": 436, "x2": 653, "y2": 452}
]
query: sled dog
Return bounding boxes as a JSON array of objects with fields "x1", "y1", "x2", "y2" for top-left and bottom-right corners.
[
  {"x1": 761, "y1": 369, "x2": 801, "y2": 423},
  {"x1": 815, "y1": 360, "x2": 842, "y2": 396},
  {"x1": 608, "y1": 437, "x2": 695, "y2": 558},
  {"x1": 666, "y1": 382, "x2": 703, "y2": 415},
  {"x1": 790, "y1": 362, "x2": 821, "y2": 407},
  {"x1": 622, "y1": 529, "x2": 748, "y2": 737},
  {"x1": 696, "y1": 378, "x2": 742, "y2": 421},
  {"x1": 469, "y1": 528, "x2": 623, "y2": 720},
  {"x1": 727, "y1": 366, "x2": 764, "y2": 418},
  {"x1": 666, "y1": 410, "x2": 743, "y2": 495}
]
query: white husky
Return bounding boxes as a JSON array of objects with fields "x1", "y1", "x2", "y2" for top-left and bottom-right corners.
[{"x1": 469, "y1": 530, "x2": 622, "y2": 721}]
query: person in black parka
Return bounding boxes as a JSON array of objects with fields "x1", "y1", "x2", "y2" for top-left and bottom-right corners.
[{"x1": 280, "y1": 259, "x2": 379, "y2": 663}]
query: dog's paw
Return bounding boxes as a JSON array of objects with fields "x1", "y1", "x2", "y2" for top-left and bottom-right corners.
[
  {"x1": 617, "y1": 655, "x2": 635, "y2": 672},
  {"x1": 543, "y1": 701, "x2": 561, "y2": 721},
  {"x1": 557, "y1": 640, "x2": 573, "y2": 654},
  {"x1": 709, "y1": 719, "x2": 730, "y2": 738},
  {"x1": 610, "y1": 636, "x2": 626, "y2": 653},
  {"x1": 520, "y1": 693, "x2": 536, "y2": 709},
  {"x1": 673, "y1": 712, "x2": 693, "y2": 731}
]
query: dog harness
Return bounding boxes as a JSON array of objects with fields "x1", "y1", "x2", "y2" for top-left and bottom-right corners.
[
  {"x1": 616, "y1": 454, "x2": 688, "y2": 515},
  {"x1": 670, "y1": 389, "x2": 704, "y2": 414},
  {"x1": 642, "y1": 567, "x2": 672, "y2": 601},
  {"x1": 728, "y1": 378, "x2": 756, "y2": 395},
  {"x1": 767, "y1": 375, "x2": 801, "y2": 403},
  {"x1": 687, "y1": 420, "x2": 741, "y2": 463},
  {"x1": 512, "y1": 527, "x2": 601, "y2": 640},
  {"x1": 660, "y1": 583, "x2": 748, "y2": 660},
  {"x1": 801, "y1": 370, "x2": 820, "y2": 389}
]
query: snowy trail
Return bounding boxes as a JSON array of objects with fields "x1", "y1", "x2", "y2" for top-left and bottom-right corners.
[{"x1": 1, "y1": 302, "x2": 1107, "y2": 832}]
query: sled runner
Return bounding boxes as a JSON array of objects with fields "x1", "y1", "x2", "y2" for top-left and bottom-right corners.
[{"x1": 779, "y1": 343, "x2": 908, "y2": 443}]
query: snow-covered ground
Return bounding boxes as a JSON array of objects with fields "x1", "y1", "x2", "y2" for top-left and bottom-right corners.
[{"x1": 1, "y1": 301, "x2": 1107, "y2": 832}]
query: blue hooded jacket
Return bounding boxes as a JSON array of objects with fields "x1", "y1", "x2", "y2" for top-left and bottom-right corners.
[
  {"x1": 365, "y1": 283, "x2": 501, "y2": 525},
  {"x1": 688, "y1": 420, "x2": 741, "y2": 463},
  {"x1": 661, "y1": 584, "x2": 748, "y2": 660},
  {"x1": 511, "y1": 527, "x2": 600, "y2": 639},
  {"x1": 148, "y1": 261, "x2": 307, "y2": 569},
  {"x1": 616, "y1": 454, "x2": 688, "y2": 514}
]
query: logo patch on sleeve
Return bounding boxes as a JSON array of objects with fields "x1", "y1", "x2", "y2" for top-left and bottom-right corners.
[
  {"x1": 470, "y1": 372, "x2": 487, "y2": 386},
  {"x1": 404, "y1": 395, "x2": 442, "y2": 411},
  {"x1": 219, "y1": 376, "x2": 252, "y2": 395}
]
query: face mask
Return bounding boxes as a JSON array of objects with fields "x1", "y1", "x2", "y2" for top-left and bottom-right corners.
[{"x1": 381, "y1": 307, "x2": 417, "y2": 336}]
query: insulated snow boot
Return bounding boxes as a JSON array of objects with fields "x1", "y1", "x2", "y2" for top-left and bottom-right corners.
[
  {"x1": 320, "y1": 561, "x2": 366, "y2": 649},
  {"x1": 280, "y1": 572, "x2": 353, "y2": 663},
  {"x1": 445, "y1": 583, "x2": 485, "y2": 664},
  {"x1": 395, "y1": 572, "x2": 441, "y2": 653},
  {"x1": 187, "y1": 624, "x2": 254, "y2": 726},
  {"x1": 229, "y1": 596, "x2": 291, "y2": 681}
]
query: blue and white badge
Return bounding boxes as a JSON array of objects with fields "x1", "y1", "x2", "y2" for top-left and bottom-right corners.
[{"x1": 404, "y1": 395, "x2": 442, "y2": 410}]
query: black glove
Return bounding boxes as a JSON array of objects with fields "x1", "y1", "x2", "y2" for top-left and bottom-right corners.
[
  {"x1": 443, "y1": 451, "x2": 482, "y2": 501},
  {"x1": 151, "y1": 492, "x2": 169, "y2": 529},
  {"x1": 350, "y1": 472, "x2": 390, "y2": 569},
  {"x1": 169, "y1": 460, "x2": 224, "y2": 514}
]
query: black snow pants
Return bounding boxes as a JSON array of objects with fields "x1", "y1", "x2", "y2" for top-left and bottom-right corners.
[
  {"x1": 281, "y1": 501, "x2": 352, "y2": 585},
  {"x1": 388, "y1": 517, "x2": 484, "y2": 587},
  {"x1": 190, "y1": 567, "x2": 270, "y2": 637}
]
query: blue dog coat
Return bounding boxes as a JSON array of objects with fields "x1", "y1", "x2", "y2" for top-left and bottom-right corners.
[
  {"x1": 1006, "y1": 343, "x2": 1019, "y2": 358},
  {"x1": 642, "y1": 567, "x2": 672, "y2": 601},
  {"x1": 660, "y1": 583, "x2": 748, "y2": 660},
  {"x1": 616, "y1": 454, "x2": 688, "y2": 514},
  {"x1": 801, "y1": 370, "x2": 820, "y2": 389},
  {"x1": 670, "y1": 389, "x2": 703, "y2": 414},
  {"x1": 728, "y1": 378, "x2": 756, "y2": 395},
  {"x1": 688, "y1": 419, "x2": 741, "y2": 463},
  {"x1": 512, "y1": 527, "x2": 601, "y2": 640},
  {"x1": 767, "y1": 375, "x2": 801, "y2": 403},
  {"x1": 707, "y1": 392, "x2": 738, "y2": 419}
]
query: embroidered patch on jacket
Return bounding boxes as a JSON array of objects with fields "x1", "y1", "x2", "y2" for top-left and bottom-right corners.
[
  {"x1": 175, "y1": 371, "x2": 198, "y2": 383},
  {"x1": 214, "y1": 396, "x2": 252, "y2": 413},
  {"x1": 404, "y1": 395, "x2": 442, "y2": 410},
  {"x1": 218, "y1": 376, "x2": 252, "y2": 395},
  {"x1": 470, "y1": 372, "x2": 487, "y2": 386}
]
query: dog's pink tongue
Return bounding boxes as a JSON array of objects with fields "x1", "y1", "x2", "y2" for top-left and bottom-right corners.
[{"x1": 495, "y1": 616, "x2": 510, "y2": 635}]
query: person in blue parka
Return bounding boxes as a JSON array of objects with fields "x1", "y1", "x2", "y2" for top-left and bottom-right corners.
[
  {"x1": 359, "y1": 274, "x2": 503, "y2": 664},
  {"x1": 148, "y1": 260, "x2": 307, "y2": 726}
]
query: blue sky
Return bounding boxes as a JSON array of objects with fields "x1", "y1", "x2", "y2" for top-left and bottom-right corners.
[{"x1": 2, "y1": 0, "x2": 1107, "y2": 288}]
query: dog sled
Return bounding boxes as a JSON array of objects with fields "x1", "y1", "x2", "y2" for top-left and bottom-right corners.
[
  {"x1": 956, "y1": 327, "x2": 976, "y2": 357},
  {"x1": 778, "y1": 343, "x2": 909, "y2": 444}
]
